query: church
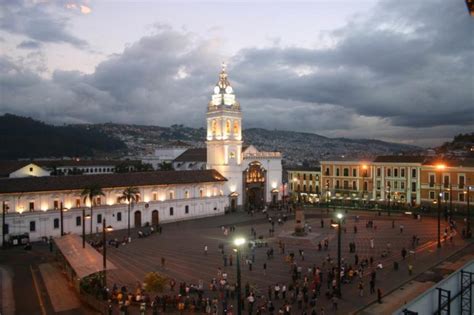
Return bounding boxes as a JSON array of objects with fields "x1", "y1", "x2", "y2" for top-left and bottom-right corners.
[{"x1": 174, "y1": 64, "x2": 283, "y2": 210}]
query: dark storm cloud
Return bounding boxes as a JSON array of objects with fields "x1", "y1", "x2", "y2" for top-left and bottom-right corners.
[
  {"x1": 0, "y1": 0, "x2": 472, "y2": 147},
  {"x1": 0, "y1": 0, "x2": 87, "y2": 48},
  {"x1": 17, "y1": 40, "x2": 41, "y2": 49}
]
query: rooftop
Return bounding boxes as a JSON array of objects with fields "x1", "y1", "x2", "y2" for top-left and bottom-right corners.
[
  {"x1": 174, "y1": 148, "x2": 207, "y2": 162},
  {"x1": 0, "y1": 169, "x2": 227, "y2": 194}
]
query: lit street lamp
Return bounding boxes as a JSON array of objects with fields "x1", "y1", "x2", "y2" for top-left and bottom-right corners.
[
  {"x1": 436, "y1": 164, "x2": 446, "y2": 249},
  {"x1": 332, "y1": 213, "x2": 343, "y2": 297},
  {"x1": 386, "y1": 184, "x2": 391, "y2": 216},
  {"x1": 234, "y1": 237, "x2": 246, "y2": 315},
  {"x1": 102, "y1": 218, "x2": 113, "y2": 288}
]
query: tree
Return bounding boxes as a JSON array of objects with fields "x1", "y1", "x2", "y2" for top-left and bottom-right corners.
[
  {"x1": 158, "y1": 162, "x2": 174, "y2": 171},
  {"x1": 119, "y1": 186, "x2": 140, "y2": 239},
  {"x1": 143, "y1": 272, "x2": 167, "y2": 293},
  {"x1": 81, "y1": 185, "x2": 105, "y2": 237}
]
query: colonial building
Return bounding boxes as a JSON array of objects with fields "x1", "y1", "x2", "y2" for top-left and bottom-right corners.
[
  {"x1": 287, "y1": 167, "x2": 321, "y2": 203},
  {"x1": 420, "y1": 159, "x2": 474, "y2": 207},
  {"x1": 173, "y1": 65, "x2": 283, "y2": 210},
  {"x1": 0, "y1": 170, "x2": 227, "y2": 244}
]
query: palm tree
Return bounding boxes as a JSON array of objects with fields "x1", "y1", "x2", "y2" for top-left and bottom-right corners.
[
  {"x1": 81, "y1": 184, "x2": 105, "y2": 237},
  {"x1": 119, "y1": 186, "x2": 140, "y2": 239}
]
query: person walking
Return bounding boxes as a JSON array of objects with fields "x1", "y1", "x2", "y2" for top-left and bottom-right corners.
[
  {"x1": 263, "y1": 263, "x2": 267, "y2": 275},
  {"x1": 377, "y1": 288, "x2": 382, "y2": 303},
  {"x1": 358, "y1": 281, "x2": 364, "y2": 296},
  {"x1": 402, "y1": 248, "x2": 407, "y2": 260},
  {"x1": 369, "y1": 279, "x2": 375, "y2": 294}
]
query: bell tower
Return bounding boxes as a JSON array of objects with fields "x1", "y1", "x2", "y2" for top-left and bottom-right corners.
[{"x1": 206, "y1": 63, "x2": 243, "y2": 204}]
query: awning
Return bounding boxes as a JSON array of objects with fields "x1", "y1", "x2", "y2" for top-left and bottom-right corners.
[{"x1": 54, "y1": 234, "x2": 117, "y2": 279}]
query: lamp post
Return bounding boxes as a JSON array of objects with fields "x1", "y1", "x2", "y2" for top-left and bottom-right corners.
[
  {"x1": 386, "y1": 184, "x2": 391, "y2": 216},
  {"x1": 466, "y1": 185, "x2": 471, "y2": 238},
  {"x1": 60, "y1": 202, "x2": 64, "y2": 236},
  {"x1": 102, "y1": 218, "x2": 113, "y2": 288},
  {"x1": 449, "y1": 184, "x2": 452, "y2": 220},
  {"x1": 435, "y1": 164, "x2": 446, "y2": 248},
  {"x1": 2, "y1": 201, "x2": 6, "y2": 249},
  {"x1": 335, "y1": 213, "x2": 343, "y2": 297},
  {"x1": 234, "y1": 237, "x2": 246, "y2": 315},
  {"x1": 362, "y1": 165, "x2": 368, "y2": 203},
  {"x1": 82, "y1": 209, "x2": 91, "y2": 248}
]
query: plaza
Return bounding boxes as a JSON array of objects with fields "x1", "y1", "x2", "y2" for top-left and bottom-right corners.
[{"x1": 98, "y1": 207, "x2": 471, "y2": 314}]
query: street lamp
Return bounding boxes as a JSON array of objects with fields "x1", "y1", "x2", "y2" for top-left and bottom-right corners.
[
  {"x1": 435, "y1": 164, "x2": 445, "y2": 249},
  {"x1": 102, "y1": 218, "x2": 113, "y2": 288},
  {"x1": 234, "y1": 237, "x2": 246, "y2": 315},
  {"x1": 82, "y1": 209, "x2": 91, "y2": 248},
  {"x1": 335, "y1": 213, "x2": 343, "y2": 297},
  {"x1": 362, "y1": 165, "x2": 368, "y2": 202},
  {"x1": 386, "y1": 183, "x2": 391, "y2": 216},
  {"x1": 465, "y1": 185, "x2": 471, "y2": 238}
]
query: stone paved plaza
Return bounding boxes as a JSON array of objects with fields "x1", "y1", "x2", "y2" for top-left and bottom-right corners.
[{"x1": 101, "y1": 208, "x2": 471, "y2": 314}]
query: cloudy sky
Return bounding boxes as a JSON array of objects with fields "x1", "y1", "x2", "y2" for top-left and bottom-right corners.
[{"x1": 1, "y1": 0, "x2": 473, "y2": 147}]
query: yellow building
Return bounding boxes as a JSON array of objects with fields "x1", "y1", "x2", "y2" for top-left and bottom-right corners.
[{"x1": 287, "y1": 167, "x2": 321, "y2": 203}]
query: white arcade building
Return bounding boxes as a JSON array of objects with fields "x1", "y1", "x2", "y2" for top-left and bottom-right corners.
[{"x1": 175, "y1": 64, "x2": 283, "y2": 210}]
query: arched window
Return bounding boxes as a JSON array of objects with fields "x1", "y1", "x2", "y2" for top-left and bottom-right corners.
[
  {"x1": 226, "y1": 119, "x2": 231, "y2": 134},
  {"x1": 211, "y1": 120, "x2": 217, "y2": 134},
  {"x1": 233, "y1": 121, "x2": 239, "y2": 134}
]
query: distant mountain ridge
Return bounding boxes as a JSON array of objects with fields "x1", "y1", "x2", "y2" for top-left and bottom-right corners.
[{"x1": 0, "y1": 114, "x2": 420, "y2": 163}]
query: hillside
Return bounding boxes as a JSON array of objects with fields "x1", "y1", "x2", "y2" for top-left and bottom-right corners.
[
  {"x1": 78, "y1": 123, "x2": 420, "y2": 165},
  {"x1": 0, "y1": 114, "x2": 126, "y2": 160}
]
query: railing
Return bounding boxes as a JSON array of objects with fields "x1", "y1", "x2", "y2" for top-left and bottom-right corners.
[{"x1": 243, "y1": 152, "x2": 281, "y2": 159}]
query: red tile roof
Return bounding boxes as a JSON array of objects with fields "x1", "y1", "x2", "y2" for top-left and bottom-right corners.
[{"x1": 174, "y1": 148, "x2": 207, "y2": 162}]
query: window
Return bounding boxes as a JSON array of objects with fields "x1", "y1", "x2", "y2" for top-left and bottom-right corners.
[
  {"x1": 394, "y1": 169, "x2": 398, "y2": 177},
  {"x1": 117, "y1": 212, "x2": 122, "y2": 221},
  {"x1": 153, "y1": 192, "x2": 157, "y2": 201},
  {"x1": 97, "y1": 214, "x2": 102, "y2": 224},
  {"x1": 290, "y1": 183, "x2": 293, "y2": 190},
  {"x1": 76, "y1": 216, "x2": 81, "y2": 226},
  {"x1": 394, "y1": 181, "x2": 398, "y2": 189},
  {"x1": 96, "y1": 197, "x2": 102, "y2": 206},
  {"x1": 185, "y1": 191, "x2": 189, "y2": 199},
  {"x1": 363, "y1": 182, "x2": 368, "y2": 191},
  {"x1": 309, "y1": 174, "x2": 313, "y2": 181},
  {"x1": 377, "y1": 168, "x2": 381, "y2": 177},
  {"x1": 233, "y1": 121, "x2": 239, "y2": 134},
  {"x1": 53, "y1": 218, "x2": 59, "y2": 229},
  {"x1": 226, "y1": 119, "x2": 231, "y2": 134},
  {"x1": 387, "y1": 169, "x2": 392, "y2": 177},
  {"x1": 377, "y1": 181, "x2": 381, "y2": 190},
  {"x1": 352, "y1": 181, "x2": 356, "y2": 190},
  {"x1": 185, "y1": 205, "x2": 189, "y2": 214},
  {"x1": 325, "y1": 168, "x2": 330, "y2": 176},
  {"x1": 429, "y1": 175, "x2": 435, "y2": 187},
  {"x1": 443, "y1": 175, "x2": 450, "y2": 188},
  {"x1": 297, "y1": 184, "x2": 301, "y2": 191},
  {"x1": 29, "y1": 167, "x2": 33, "y2": 172},
  {"x1": 401, "y1": 182, "x2": 405, "y2": 190},
  {"x1": 444, "y1": 192, "x2": 449, "y2": 201},
  {"x1": 412, "y1": 168, "x2": 417, "y2": 178},
  {"x1": 169, "y1": 191, "x2": 174, "y2": 200},
  {"x1": 336, "y1": 180, "x2": 340, "y2": 189},
  {"x1": 211, "y1": 119, "x2": 217, "y2": 134},
  {"x1": 3, "y1": 202, "x2": 9, "y2": 213},
  {"x1": 336, "y1": 168, "x2": 340, "y2": 176},
  {"x1": 343, "y1": 181, "x2": 349, "y2": 189},
  {"x1": 352, "y1": 169, "x2": 357, "y2": 177},
  {"x1": 169, "y1": 207, "x2": 174, "y2": 216},
  {"x1": 459, "y1": 175, "x2": 465, "y2": 189},
  {"x1": 459, "y1": 193, "x2": 465, "y2": 202},
  {"x1": 75, "y1": 198, "x2": 81, "y2": 207},
  {"x1": 199, "y1": 189, "x2": 203, "y2": 198},
  {"x1": 429, "y1": 191, "x2": 435, "y2": 199},
  {"x1": 303, "y1": 185, "x2": 306, "y2": 192},
  {"x1": 316, "y1": 186, "x2": 320, "y2": 194},
  {"x1": 411, "y1": 182, "x2": 416, "y2": 193},
  {"x1": 54, "y1": 200, "x2": 59, "y2": 210},
  {"x1": 401, "y1": 169, "x2": 405, "y2": 177},
  {"x1": 343, "y1": 168, "x2": 349, "y2": 177},
  {"x1": 303, "y1": 174, "x2": 306, "y2": 180},
  {"x1": 29, "y1": 201, "x2": 35, "y2": 211},
  {"x1": 29, "y1": 221, "x2": 36, "y2": 232},
  {"x1": 309, "y1": 185, "x2": 313, "y2": 192}
]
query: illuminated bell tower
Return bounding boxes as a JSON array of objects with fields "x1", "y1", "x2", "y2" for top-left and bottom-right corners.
[{"x1": 206, "y1": 63, "x2": 243, "y2": 204}]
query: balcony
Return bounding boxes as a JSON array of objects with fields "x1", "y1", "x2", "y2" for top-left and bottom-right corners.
[{"x1": 243, "y1": 151, "x2": 281, "y2": 159}]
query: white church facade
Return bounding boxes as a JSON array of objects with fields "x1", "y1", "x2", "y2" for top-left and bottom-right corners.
[{"x1": 175, "y1": 65, "x2": 283, "y2": 210}]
